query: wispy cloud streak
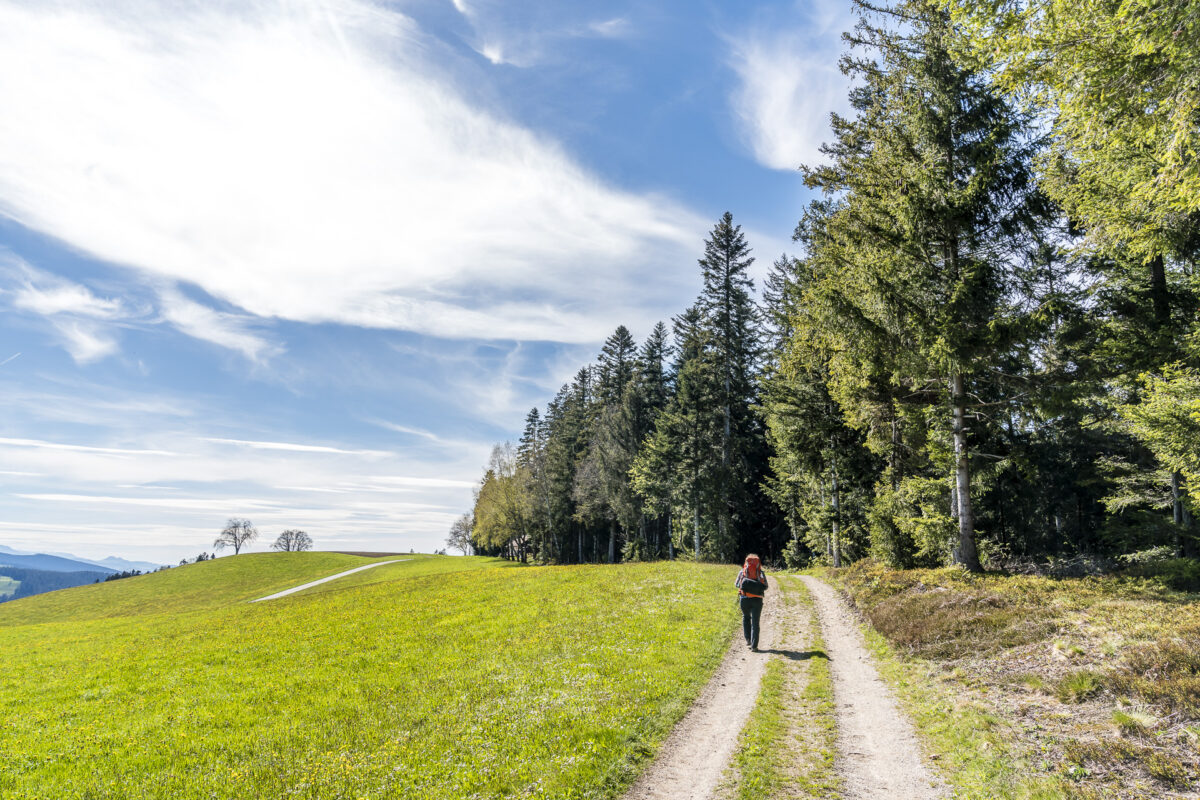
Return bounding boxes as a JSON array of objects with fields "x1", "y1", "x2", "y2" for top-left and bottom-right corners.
[
  {"x1": 727, "y1": 2, "x2": 855, "y2": 171},
  {"x1": 0, "y1": 0, "x2": 701, "y2": 344}
]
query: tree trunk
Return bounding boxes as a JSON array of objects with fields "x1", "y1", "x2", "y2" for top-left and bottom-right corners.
[
  {"x1": 951, "y1": 373, "x2": 982, "y2": 572},
  {"x1": 1184, "y1": 504, "x2": 1197, "y2": 558},
  {"x1": 723, "y1": 374, "x2": 731, "y2": 563},
  {"x1": 667, "y1": 510, "x2": 675, "y2": 560},
  {"x1": 819, "y1": 479, "x2": 831, "y2": 562},
  {"x1": 608, "y1": 521, "x2": 616, "y2": 564},
  {"x1": 831, "y1": 445, "x2": 842, "y2": 568},
  {"x1": 1172, "y1": 471, "x2": 1185, "y2": 557},
  {"x1": 890, "y1": 410, "x2": 901, "y2": 490},
  {"x1": 1150, "y1": 253, "x2": 1170, "y2": 329},
  {"x1": 693, "y1": 501, "x2": 701, "y2": 561}
]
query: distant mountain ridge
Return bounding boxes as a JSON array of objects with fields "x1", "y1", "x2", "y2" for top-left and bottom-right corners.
[
  {"x1": 0, "y1": 546, "x2": 162, "y2": 573},
  {"x1": 83, "y1": 556, "x2": 164, "y2": 573},
  {"x1": 0, "y1": 552, "x2": 117, "y2": 574}
]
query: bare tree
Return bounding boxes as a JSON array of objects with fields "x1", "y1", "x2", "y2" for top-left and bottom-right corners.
[
  {"x1": 272, "y1": 529, "x2": 313, "y2": 552},
  {"x1": 446, "y1": 513, "x2": 474, "y2": 555},
  {"x1": 214, "y1": 518, "x2": 258, "y2": 555}
]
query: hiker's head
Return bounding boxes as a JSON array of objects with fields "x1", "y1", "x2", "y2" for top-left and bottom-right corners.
[{"x1": 744, "y1": 554, "x2": 761, "y2": 576}]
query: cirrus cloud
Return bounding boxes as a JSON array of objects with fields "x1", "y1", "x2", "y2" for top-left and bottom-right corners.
[
  {"x1": 727, "y1": 1, "x2": 855, "y2": 172},
  {"x1": 0, "y1": 0, "x2": 703, "y2": 345}
]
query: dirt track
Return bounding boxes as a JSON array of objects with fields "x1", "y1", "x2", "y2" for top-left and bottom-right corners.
[
  {"x1": 622, "y1": 575, "x2": 946, "y2": 800},
  {"x1": 622, "y1": 591, "x2": 779, "y2": 800},
  {"x1": 801, "y1": 576, "x2": 947, "y2": 799}
]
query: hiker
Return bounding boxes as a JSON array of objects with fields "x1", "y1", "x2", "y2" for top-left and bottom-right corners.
[{"x1": 735, "y1": 553, "x2": 767, "y2": 651}]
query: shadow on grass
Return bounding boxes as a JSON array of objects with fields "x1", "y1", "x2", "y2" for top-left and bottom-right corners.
[{"x1": 761, "y1": 649, "x2": 829, "y2": 661}]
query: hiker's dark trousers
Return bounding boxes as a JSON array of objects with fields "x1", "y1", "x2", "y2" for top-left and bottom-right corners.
[{"x1": 739, "y1": 595, "x2": 763, "y2": 649}]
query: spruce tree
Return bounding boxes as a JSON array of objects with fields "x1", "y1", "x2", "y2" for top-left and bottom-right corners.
[
  {"x1": 633, "y1": 307, "x2": 721, "y2": 560},
  {"x1": 799, "y1": 0, "x2": 1050, "y2": 571},
  {"x1": 575, "y1": 326, "x2": 641, "y2": 562},
  {"x1": 761, "y1": 255, "x2": 881, "y2": 566},
  {"x1": 596, "y1": 326, "x2": 637, "y2": 407},
  {"x1": 696, "y1": 212, "x2": 764, "y2": 559}
]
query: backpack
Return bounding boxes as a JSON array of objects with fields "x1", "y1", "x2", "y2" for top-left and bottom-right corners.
[
  {"x1": 739, "y1": 560, "x2": 767, "y2": 595},
  {"x1": 740, "y1": 575, "x2": 767, "y2": 595}
]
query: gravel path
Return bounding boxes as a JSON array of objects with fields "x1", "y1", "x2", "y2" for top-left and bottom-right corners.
[
  {"x1": 622, "y1": 590, "x2": 782, "y2": 800},
  {"x1": 249, "y1": 560, "x2": 407, "y2": 602},
  {"x1": 801, "y1": 575, "x2": 948, "y2": 799}
]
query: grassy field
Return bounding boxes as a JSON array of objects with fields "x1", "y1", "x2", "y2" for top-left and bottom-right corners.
[
  {"x1": 827, "y1": 561, "x2": 1200, "y2": 799},
  {"x1": 0, "y1": 553, "x2": 739, "y2": 800},
  {"x1": 0, "y1": 576, "x2": 17, "y2": 599}
]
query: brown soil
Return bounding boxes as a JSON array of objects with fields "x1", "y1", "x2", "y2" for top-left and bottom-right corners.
[
  {"x1": 800, "y1": 575, "x2": 948, "y2": 799},
  {"x1": 625, "y1": 575, "x2": 947, "y2": 800},
  {"x1": 622, "y1": 589, "x2": 781, "y2": 800}
]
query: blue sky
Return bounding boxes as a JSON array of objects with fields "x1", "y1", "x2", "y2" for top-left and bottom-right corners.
[{"x1": 0, "y1": 0, "x2": 854, "y2": 563}]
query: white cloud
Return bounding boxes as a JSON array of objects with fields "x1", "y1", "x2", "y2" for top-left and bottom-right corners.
[
  {"x1": 0, "y1": 436, "x2": 176, "y2": 456},
  {"x1": 2, "y1": 383, "x2": 197, "y2": 427},
  {"x1": 369, "y1": 420, "x2": 443, "y2": 442},
  {"x1": 3, "y1": 255, "x2": 131, "y2": 360},
  {"x1": 13, "y1": 280, "x2": 124, "y2": 318},
  {"x1": 203, "y1": 437, "x2": 392, "y2": 457},
  {"x1": 365, "y1": 475, "x2": 478, "y2": 489},
  {"x1": 16, "y1": 493, "x2": 281, "y2": 511},
  {"x1": 0, "y1": 0, "x2": 700, "y2": 345},
  {"x1": 478, "y1": 42, "x2": 508, "y2": 65},
  {"x1": 158, "y1": 288, "x2": 282, "y2": 362},
  {"x1": 50, "y1": 319, "x2": 120, "y2": 363},
  {"x1": 448, "y1": 1, "x2": 633, "y2": 67},
  {"x1": 0, "y1": 420, "x2": 492, "y2": 561},
  {"x1": 727, "y1": 3, "x2": 855, "y2": 171},
  {"x1": 2, "y1": 254, "x2": 285, "y2": 361},
  {"x1": 589, "y1": 17, "x2": 630, "y2": 38}
]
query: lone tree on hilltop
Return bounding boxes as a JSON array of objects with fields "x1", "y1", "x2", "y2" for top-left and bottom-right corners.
[
  {"x1": 272, "y1": 529, "x2": 313, "y2": 552},
  {"x1": 446, "y1": 513, "x2": 473, "y2": 555},
  {"x1": 214, "y1": 518, "x2": 258, "y2": 555}
]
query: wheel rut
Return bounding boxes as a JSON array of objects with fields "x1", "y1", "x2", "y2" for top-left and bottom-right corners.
[
  {"x1": 624, "y1": 575, "x2": 947, "y2": 800},
  {"x1": 622, "y1": 587, "x2": 781, "y2": 800},
  {"x1": 801, "y1": 575, "x2": 948, "y2": 799}
]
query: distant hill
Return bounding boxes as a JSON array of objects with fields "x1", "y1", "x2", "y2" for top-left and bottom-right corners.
[
  {"x1": 75, "y1": 555, "x2": 164, "y2": 573},
  {"x1": 0, "y1": 566, "x2": 112, "y2": 604},
  {"x1": 0, "y1": 552, "x2": 117, "y2": 574},
  {"x1": 0, "y1": 547, "x2": 162, "y2": 573}
]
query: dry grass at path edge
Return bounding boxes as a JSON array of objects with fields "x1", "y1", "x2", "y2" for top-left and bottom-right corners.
[{"x1": 827, "y1": 561, "x2": 1200, "y2": 799}]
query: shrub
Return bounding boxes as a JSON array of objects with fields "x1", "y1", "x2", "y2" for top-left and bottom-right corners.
[
  {"x1": 1108, "y1": 622, "x2": 1200, "y2": 715},
  {"x1": 1054, "y1": 670, "x2": 1103, "y2": 703},
  {"x1": 1121, "y1": 557, "x2": 1200, "y2": 592}
]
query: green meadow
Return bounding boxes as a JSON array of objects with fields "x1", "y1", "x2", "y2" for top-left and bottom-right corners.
[{"x1": 0, "y1": 554, "x2": 738, "y2": 799}]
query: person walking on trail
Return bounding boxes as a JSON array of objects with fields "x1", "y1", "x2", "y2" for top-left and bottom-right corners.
[{"x1": 735, "y1": 554, "x2": 767, "y2": 651}]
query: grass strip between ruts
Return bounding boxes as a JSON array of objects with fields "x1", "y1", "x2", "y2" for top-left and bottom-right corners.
[{"x1": 724, "y1": 577, "x2": 838, "y2": 799}]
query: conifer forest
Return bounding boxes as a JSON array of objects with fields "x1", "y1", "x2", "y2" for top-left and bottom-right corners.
[{"x1": 463, "y1": 0, "x2": 1200, "y2": 572}]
